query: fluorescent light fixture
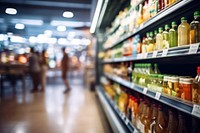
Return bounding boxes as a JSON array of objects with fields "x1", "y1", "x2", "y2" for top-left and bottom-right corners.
[
  {"x1": 37, "y1": 34, "x2": 48, "y2": 43},
  {"x1": 11, "y1": 36, "x2": 26, "y2": 43},
  {"x1": 58, "y1": 38, "x2": 67, "y2": 45},
  {"x1": 57, "y1": 26, "x2": 66, "y2": 32},
  {"x1": 44, "y1": 30, "x2": 52, "y2": 36},
  {"x1": 15, "y1": 23, "x2": 25, "y2": 29},
  {"x1": 63, "y1": 11, "x2": 74, "y2": 18},
  {"x1": 90, "y1": 0, "x2": 103, "y2": 33},
  {"x1": 47, "y1": 38, "x2": 57, "y2": 44},
  {"x1": 5, "y1": 8, "x2": 17, "y2": 15},
  {"x1": 82, "y1": 38, "x2": 91, "y2": 45},
  {"x1": 29, "y1": 36, "x2": 37, "y2": 43},
  {"x1": 51, "y1": 20, "x2": 90, "y2": 27},
  {"x1": 71, "y1": 38, "x2": 81, "y2": 45},
  {"x1": 11, "y1": 19, "x2": 43, "y2": 26},
  {"x1": 98, "y1": 0, "x2": 109, "y2": 28}
]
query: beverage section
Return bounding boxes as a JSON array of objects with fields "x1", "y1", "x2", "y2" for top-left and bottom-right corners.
[{"x1": 96, "y1": 0, "x2": 200, "y2": 133}]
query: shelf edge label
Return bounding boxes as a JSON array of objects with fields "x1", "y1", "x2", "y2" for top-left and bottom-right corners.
[
  {"x1": 155, "y1": 92, "x2": 161, "y2": 100},
  {"x1": 125, "y1": 118, "x2": 129, "y2": 125},
  {"x1": 143, "y1": 53, "x2": 148, "y2": 59},
  {"x1": 131, "y1": 83, "x2": 135, "y2": 88},
  {"x1": 143, "y1": 87, "x2": 148, "y2": 94},
  {"x1": 162, "y1": 49, "x2": 168, "y2": 57},
  {"x1": 133, "y1": 129, "x2": 138, "y2": 133},
  {"x1": 189, "y1": 43, "x2": 199, "y2": 54},
  {"x1": 152, "y1": 51, "x2": 158, "y2": 58},
  {"x1": 192, "y1": 104, "x2": 200, "y2": 118}
]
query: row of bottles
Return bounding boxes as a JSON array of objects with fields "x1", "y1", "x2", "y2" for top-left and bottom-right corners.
[
  {"x1": 104, "y1": 0, "x2": 179, "y2": 49},
  {"x1": 141, "y1": 11, "x2": 200, "y2": 53},
  {"x1": 104, "y1": 11, "x2": 200, "y2": 59},
  {"x1": 103, "y1": 63, "x2": 200, "y2": 105},
  {"x1": 102, "y1": 80, "x2": 200, "y2": 133}
]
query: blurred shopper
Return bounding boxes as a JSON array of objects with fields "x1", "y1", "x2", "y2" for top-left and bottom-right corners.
[
  {"x1": 40, "y1": 50, "x2": 48, "y2": 91},
  {"x1": 28, "y1": 48, "x2": 41, "y2": 92},
  {"x1": 61, "y1": 47, "x2": 71, "y2": 93}
]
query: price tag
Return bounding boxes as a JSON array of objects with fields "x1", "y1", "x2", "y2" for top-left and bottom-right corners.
[
  {"x1": 125, "y1": 118, "x2": 129, "y2": 125},
  {"x1": 143, "y1": 87, "x2": 148, "y2": 94},
  {"x1": 152, "y1": 51, "x2": 158, "y2": 58},
  {"x1": 122, "y1": 113, "x2": 125, "y2": 119},
  {"x1": 122, "y1": 57, "x2": 126, "y2": 61},
  {"x1": 192, "y1": 104, "x2": 200, "y2": 117},
  {"x1": 162, "y1": 49, "x2": 168, "y2": 57},
  {"x1": 136, "y1": 54, "x2": 141, "y2": 59},
  {"x1": 143, "y1": 53, "x2": 148, "y2": 58},
  {"x1": 131, "y1": 83, "x2": 135, "y2": 88},
  {"x1": 189, "y1": 43, "x2": 199, "y2": 54},
  {"x1": 155, "y1": 92, "x2": 161, "y2": 100}
]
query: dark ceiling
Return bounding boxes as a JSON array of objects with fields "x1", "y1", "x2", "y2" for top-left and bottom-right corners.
[{"x1": 0, "y1": 0, "x2": 96, "y2": 37}]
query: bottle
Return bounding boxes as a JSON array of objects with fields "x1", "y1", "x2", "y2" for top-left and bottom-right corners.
[
  {"x1": 164, "y1": 0, "x2": 169, "y2": 8},
  {"x1": 158, "y1": 0, "x2": 164, "y2": 12},
  {"x1": 150, "y1": 0, "x2": 158, "y2": 17},
  {"x1": 147, "y1": 32, "x2": 154, "y2": 52},
  {"x1": 149, "y1": 104, "x2": 158, "y2": 133},
  {"x1": 162, "y1": 24, "x2": 170, "y2": 49},
  {"x1": 127, "y1": 96, "x2": 133, "y2": 121},
  {"x1": 177, "y1": 112, "x2": 188, "y2": 133},
  {"x1": 142, "y1": 104, "x2": 151, "y2": 133},
  {"x1": 136, "y1": 99, "x2": 144, "y2": 131},
  {"x1": 154, "y1": 63, "x2": 160, "y2": 74},
  {"x1": 192, "y1": 66, "x2": 200, "y2": 104},
  {"x1": 139, "y1": 102, "x2": 147, "y2": 133},
  {"x1": 178, "y1": 17, "x2": 190, "y2": 46},
  {"x1": 153, "y1": 30, "x2": 158, "y2": 50},
  {"x1": 191, "y1": 116, "x2": 200, "y2": 133},
  {"x1": 146, "y1": 64, "x2": 154, "y2": 75},
  {"x1": 154, "y1": 106, "x2": 167, "y2": 133},
  {"x1": 166, "y1": 110, "x2": 178, "y2": 133},
  {"x1": 169, "y1": 21, "x2": 178, "y2": 48},
  {"x1": 156, "y1": 27, "x2": 163, "y2": 50},
  {"x1": 132, "y1": 98, "x2": 139, "y2": 127},
  {"x1": 190, "y1": 11, "x2": 200, "y2": 44},
  {"x1": 143, "y1": 1, "x2": 149, "y2": 22},
  {"x1": 137, "y1": 4, "x2": 144, "y2": 26},
  {"x1": 142, "y1": 37, "x2": 147, "y2": 53}
]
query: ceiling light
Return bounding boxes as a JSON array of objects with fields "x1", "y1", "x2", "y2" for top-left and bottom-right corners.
[
  {"x1": 47, "y1": 38, "x2": 57, "y2": 44},
  {"x1": 11, "y1": 36, "x2": 26, "y2": 43},
  {"x1": 63, "y1": 11, "x2": 74, "y2": 18},
  {"x1": 37, "y1": 34, "x2": 48, "y2": 43},
  {"x1": 51, "y1": 20, "x2": 90, "y2": 27},
  {"x1": 15, "y1": 23, "x2": 25, "y2": 30},
  {"x1": 90, "y1": 0, "x2": 103, "y2": 33},
  {"x1": 44, "y1": 30, "x2": 52, "y2": 36},
  {"x1": 29, "y1": 36, "x2": 37, "y2": 43},
  {"x1": 5, "y1": 8, "x2": 17, "y2": 15},
  {"x1": 11, "y1": 19, "x2": 43, "y2": 26},
  {"x1": 58, "y1": 38, "x2": 67, "y2": 45},
  {"x1": 57, "y1": 26, "x2": 66, "y2": 32}
]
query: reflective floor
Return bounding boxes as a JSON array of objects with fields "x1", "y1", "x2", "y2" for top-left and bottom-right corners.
[{"x1": 0, "y1": 71, "x2": 112, "y2": 133}]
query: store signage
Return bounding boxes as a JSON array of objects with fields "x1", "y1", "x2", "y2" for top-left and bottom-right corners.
[
  {"x1": 189, "y1": 43, "x2": 199, "y2": 54},
  {"x1": 155, "y1": 92, "x2": 161, "y2": 100}
]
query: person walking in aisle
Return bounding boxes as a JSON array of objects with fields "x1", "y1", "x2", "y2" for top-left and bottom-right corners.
[
  {"x1": 28, "y1": 48, "x2": 41, "y2": 92},
  {"x1": 61, "y1": 47, "x2": 71, "y2": 93},
  {"x1": 40, "y1": 50, "x2": 48, "y2": 91}
]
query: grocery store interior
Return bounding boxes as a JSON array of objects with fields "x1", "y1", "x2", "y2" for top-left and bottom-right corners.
[{"x1": 0, "y1": 0, "x2": 200, "y2": 133}]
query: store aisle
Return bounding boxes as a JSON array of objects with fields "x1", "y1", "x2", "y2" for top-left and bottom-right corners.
[{"x1": 0, "y1": 73, "x2": 112, "y2": 133}]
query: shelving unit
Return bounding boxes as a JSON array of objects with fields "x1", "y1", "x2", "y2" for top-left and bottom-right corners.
[
  {"x1": 95, "y1": 0, "x2": 200, "y2": 132},
  {"x1": 96, "y1": 85, "x2": 139, "y2": 133},
  {"x1": 103, "y1": 43, "x2": 200, "y2": 63}
]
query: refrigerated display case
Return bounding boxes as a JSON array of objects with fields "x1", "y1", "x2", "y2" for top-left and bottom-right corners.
[{"x1": 95, "y1": 0, "x2": 200, "y2": 132}]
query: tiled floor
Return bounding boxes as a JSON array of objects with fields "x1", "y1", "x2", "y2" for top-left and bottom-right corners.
[{"x1": 0, "y1": 72, "x2": 112, "y2": 133}]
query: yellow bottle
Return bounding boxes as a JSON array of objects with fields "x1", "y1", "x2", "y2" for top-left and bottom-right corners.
[
  {"x1": 156, "y1": 27, "x2": 163, "y2": 50},
  {"x1": 178, "y1": 17, "x2": 190, "y2": 46}
]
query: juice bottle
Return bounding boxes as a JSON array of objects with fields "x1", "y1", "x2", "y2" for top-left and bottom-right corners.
[
  {"x1": 127, "y1": 96, "x2": 133, "y2": 121},
  {"x1": 177, "y1": 112, "x2": 188, "y2": 133},
  {"x1": 149, "y1": 104, "x2": 158, "y2": 133},
  {"x1": 147, "y1": 32, "x2": 154, "y2": 52},
  {"x1": 139, "y1": 102, "x2": 147, "y2": 133},
  {"x1": 164, "y1": 0, "x2": 169, "y2": 8},
  {"x1": 156, "y1": 27, "x2": 163, "y2": 50},
  {"x1": 137, "y1": 4, "x2": 144, "y2": 26},
  {"x1": 154, "y1": 106, "x2": 167, "y2": 133},
  {"x1": 166, "y1": 110, "x2": 178, "y2": 133},
  {"x1": 192, "y1": 66, "x2": 200, "y2": 104},
  {"x1": 154, "y1": 30, "x2": 158, "y2": 50},
  {"x1": 190, "y1": 11, "x2": 200, "y2": 44},
  {"x1": 143, "y1": 1, "x2": 150, "y2": 22},
  {"x1": 178, "y1": 17, "x2": 190, "y2": 46},
  {"x1": 154, "y1": 63, "x2": 160, "y2": 74},
  {"x1": 169, "y1": 21, "x2": 178, "y2": 48},
  {"x1": 132, "y1": 98, "x2": 139, "y2": 127},
  {"x1": 136, "y1": 99, "x2": 144, "y2": 131},
  {"x1": 142, "y1": 37, "x2": 147, "y2": 53},
  {"x1": 158, "y1": 0, "x2": 164, "y2": 12},
  {"x1": 150, "y1": 0, "x2": 158, "y2": 17},
  {"x1": 162, "y1": 24, "x2": 170, "y2": 49},
  {"x1": 143, "y1": 104, "x2": 151, "y2": 133}
]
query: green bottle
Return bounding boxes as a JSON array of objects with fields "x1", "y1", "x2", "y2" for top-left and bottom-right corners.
[
  {"x1": 156, "y1": 27, "x2": 163, "y2": 50},
  {"x1": 169, "y1": 21, "x2": 178, "y2": 48},
  {"x1": 162, "y1": 24, "x2": 170, "y2": 49}
]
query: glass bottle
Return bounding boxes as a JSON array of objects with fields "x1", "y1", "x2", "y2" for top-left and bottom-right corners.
[
  {"x1": 136, "y1": 99, "x2": 144, "y2": 130},
  {"x1": 154, "y1": 106, "x2": 167, "y2": 133},
  {"x1": 162, "y1": 24, "x2": 170, "y2": 49},
  {"x1": 192, "y1": 66, "x2": 200, "y2": 104},
  {"x1": 166, "y1": 110, "x2": 178, "y2": 133},
  {"x1": 153, "y1": 30, "x2": 158, "y2": 50},
  {"x1": 156, "y1": 27, "x2": 163, "y2": 50},
  {"x1": 190, "y1": 11, "x2": 200, "y2": 44},
  {"x1": 158, "y1": 0, "x2": 164, "y2": 12},
  {"x1": 142, "y1": 37, "x2": 147, "y2": 53},
  {"x1": 178, "y1": 17, "x2": 190, "y2": 46},
  {"x1": 137, "y1": 4, "x2": 144, "y2": 26},
  {"x1": 154, "y1": 63, "x2": 160, "y2": 74},
  {"x1": 139, "y1": 102, "x2": 147, "y2": 133},
  {"x1": 132, "y1": 98, "x2": 139, "y2": 127},
  {"x1": 149, "y1": 104, "x2": 157, "y2": 133},
  {"x1": 191, "y1": 116, "x2": 200, "y2": 133},
  {"x1": 177, "y1": 112, "x2": 188, "y2": 133},
  {"x1": 127, "y1": 96, "x2": 133, "y2": 121},
  {"x1": 143, "y1": 104, "x2": 151, "y2": 133},
  {"x1": 147, "y1": 32, "x2": 154, "y2": 52},
  {"x1": 150, "y1": 0, "x2": 158, "y2": 17},
  {"x1": 169, "y1": 21, "x2": 178, "y2": 48}
]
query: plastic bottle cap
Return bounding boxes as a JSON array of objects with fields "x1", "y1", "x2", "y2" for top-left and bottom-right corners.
[
  {"x1": 154, "y1": 30, "x2": 157, "y2": 34},
  {"x1": 171, "y1": 21, "x2": 177, "y2": 26},
  {"x1": 181, "y1": 17, "x2": 187, "y2": 21},
  {"x1": 194, "y1": 11, "x2": 200, "y2": 17},
  {"x1": 159, "y1": 27, "x2": 163, "y2": 31},
  {"x1": 165, "y1": 24, "x2": 170, "y2": 29}
]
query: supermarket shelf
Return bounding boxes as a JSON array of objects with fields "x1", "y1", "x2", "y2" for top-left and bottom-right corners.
[
  {"x1": 103, "y1": 44, "x2": 200, "y2": 63},
  {"x1": 103, "y1": 0, "x2": 193, "y2": 50},
  {"x1": 104, "y1": 73, "x2": 200, "y2": 119},
  {"x1": 96, "y1": 85, "x2": 139, "y2": 133}
]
